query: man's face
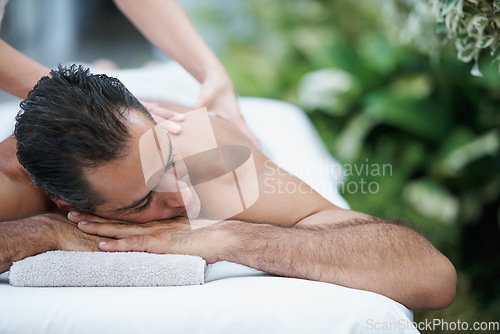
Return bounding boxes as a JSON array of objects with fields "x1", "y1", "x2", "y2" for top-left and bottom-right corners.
[{"x1": 85, "y1": 111, "x2": 200, "y2": 223}]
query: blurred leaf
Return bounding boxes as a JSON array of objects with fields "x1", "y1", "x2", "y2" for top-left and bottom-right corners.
[
  {"x1": 436, "y1": 129, "x2": 500, "y2": 177},
  {"x1": 357, "y1": 33, "x2": 401, "y2": 75},
  {"x1": 362, "y1": 89, "x2": 451, "y2": 141},
  {"x1": 470, "y1": 58, "x2": 483, "y2": 77},
  {"x1": 494, "y1": 0, "x2": 500, "y2": 13},
  {"x1": 459, "y1": 191, "x2": 483, "y2": 224},
  {"x1": 431, "y1": 127, "x2": 475, "y2": 178},
  {"x1": 478, "y1": 33, "x2": 496, "y2": 48},
  {"x1": 334, "y1": 113, "x2": 378, "y2": 162},
  {"x1": 292, "y1": 28, "x2": 345, "y2": 68},
  {"x1": 298, "y1": 68, "x2": 361, "y2": 115},
  {"x1": 457, "y1": 43, "x2": 477, "y2": 62},
  {"x1": 389, "y1": 73, "x2": 434, "y2": 99},
  {"x1": 467, "y1": 14, "x2": 489, "y2": 34},
  {"x1": 482, "y1": 173, "x2": 500, "y2": 203},
  {"x1": 403, "y1": 178, "x2": 459, "y2": 224}
]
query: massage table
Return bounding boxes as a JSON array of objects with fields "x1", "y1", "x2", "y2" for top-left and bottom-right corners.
[{"x1": 0, "y1": 63, "x2": 418, "y2": 334}]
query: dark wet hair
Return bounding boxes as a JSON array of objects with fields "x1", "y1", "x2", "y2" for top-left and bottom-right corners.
[{"x1": 15, "y1": 64, "x2": 152, "y2": 212}]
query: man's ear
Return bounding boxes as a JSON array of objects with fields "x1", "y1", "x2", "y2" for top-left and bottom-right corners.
[{"x1": 52, "y1": 198, "x2": 78, "y2": 213}]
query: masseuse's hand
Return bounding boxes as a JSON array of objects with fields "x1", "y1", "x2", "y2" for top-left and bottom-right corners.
[
  {"x1": 141, "y1": 101, "x2": 184, "y2": 134},
  {"x1": 195, "y1": 71, "x2": 261, "y2": 149},
  {"x1": 70, "y1": 214, "x2": 223, "y2": 264}
]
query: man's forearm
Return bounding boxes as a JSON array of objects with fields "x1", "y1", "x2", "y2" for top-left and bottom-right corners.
[
  {"x1": 218, "y1": 219, "x2": 456, "y2": 310},
  {"x1": 0, "y1": 213, "x2": 109, "y2": 273},
  {"x1": 72, "y1": 212, "x2": 456, "y2": 309},
  {"x1": 0, "y1": 215, "x2": 56, "y2": 273}
]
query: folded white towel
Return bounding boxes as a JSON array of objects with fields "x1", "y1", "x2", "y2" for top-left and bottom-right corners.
[{"x1": 9, "y1": 251, "x2": 206, "y2": 287}]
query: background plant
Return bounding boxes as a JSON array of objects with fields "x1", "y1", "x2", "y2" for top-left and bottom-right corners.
[
  {"x1": 190, "y1": 0, "x2": 499, "y2": 331},
  {"x1": 379, "y1": 0, "x2": 500, "y2": 76},
  {"x1": 432, "y1": 0, "x2": 500, "y2": 76}
]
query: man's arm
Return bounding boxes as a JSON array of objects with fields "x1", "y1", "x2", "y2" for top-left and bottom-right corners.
[
  {"x1": 73, "y1": 211, "x2": 456, "y2": 310},
  {"x1": 219, "y1": 216, "x2": 457, "y2": 310},
  {"x1": 0, "y1": 215, "x2": 56, "y2": 273},
  {"x1": 0, "y1": 39, "x2": 50, "y2": 99},
  {"x1": 0, "y1": 213, "x2": 111, "y2": 274}
]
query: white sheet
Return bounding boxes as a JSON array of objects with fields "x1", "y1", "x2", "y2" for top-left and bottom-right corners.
[
  {"x1": 0, "y1": 63, "x2": 417, "y2": 334},
  {"x1": 0, "y1": 272, "x2": 416, "y2": 334}
]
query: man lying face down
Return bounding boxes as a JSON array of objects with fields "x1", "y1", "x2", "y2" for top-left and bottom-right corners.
[{"x1": 11, "y1": 65, "x2": 456, "y2": 309}]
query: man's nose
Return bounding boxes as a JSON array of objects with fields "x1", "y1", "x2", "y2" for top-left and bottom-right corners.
[{"x1": 156, "y1": 187, "x2": 186, "y2": 208}]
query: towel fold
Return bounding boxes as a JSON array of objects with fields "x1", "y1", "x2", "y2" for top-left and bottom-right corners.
[{"x1": 9, "y1": 251, "x2": 206, "y2": 287}]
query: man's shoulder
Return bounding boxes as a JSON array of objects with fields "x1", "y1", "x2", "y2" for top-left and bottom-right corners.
[
  {"x1": 0, "y1": 171, "x2": 55, "y2": 220},
  {"x1": 0, "y1": 136, "x2": 55, "y2": 220}
]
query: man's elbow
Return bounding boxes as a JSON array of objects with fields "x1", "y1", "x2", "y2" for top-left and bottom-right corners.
[{"x1": 422, "y1": 256, "x2": 457, "y2": 309}]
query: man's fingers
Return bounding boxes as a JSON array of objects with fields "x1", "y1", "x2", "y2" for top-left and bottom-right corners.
[
  {"x1": 68, "y1": 211, "x2": 114, "y2": 223},
  {"x1": 78, "y1": 221, "x2": 145, "y2": 238},
  {"x1": 98, "y1": 235, "x2": 153, "y2": 252}
]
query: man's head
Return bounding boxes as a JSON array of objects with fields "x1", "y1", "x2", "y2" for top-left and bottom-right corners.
[{"x1": 15, "y1": 65, "x2": 195, "y2": 221}]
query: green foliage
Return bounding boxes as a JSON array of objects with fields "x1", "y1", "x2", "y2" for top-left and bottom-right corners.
[
  {"x1": 190, "y1": 0, "x2": 500, "y2": 326},
  {"x1": 383, "y1": 0, "x2": 500, "y2": 76},
  {"x1": 431, "y1": 0, "x2": 500, "y2": 76}
]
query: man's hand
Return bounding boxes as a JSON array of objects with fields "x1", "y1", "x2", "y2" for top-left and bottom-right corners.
[
  {"x1": 0, "y1": 213, "x2": 110, "y2": 273},
  {"x1": 45, "y1": 213, "x2": 112, "y2": 252},
  {"x1": 69, "y1": 212, "x2": 222, "y2": 264}
]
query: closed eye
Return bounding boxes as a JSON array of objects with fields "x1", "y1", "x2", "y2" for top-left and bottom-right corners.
[
  {"x1": 132, "y1": 192, "x2": 154, "y2": 213},
  {"x1": 130, "y1": 153, "x2": 178, "y2": 214}
]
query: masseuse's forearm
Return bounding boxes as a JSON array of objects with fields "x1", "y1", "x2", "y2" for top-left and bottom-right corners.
[
  {"x1": 113, "y1": 0, "x2": 226, "y2": 83},
  {"x1": 0, "y1": 215, "x2": 56, "y2": 273},
  {"x1": 0, "y1": 39, "x2": 50, "y2": 99},
  {"x1": 217, "y1": 220, "x2": 457, "y2": 310}
]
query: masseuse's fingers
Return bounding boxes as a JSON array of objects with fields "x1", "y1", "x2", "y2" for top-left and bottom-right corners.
[
  {"x1": 77, "y1": 221, "x2": 146, "y2": 239},
  {"x1": 142, "y1": 101, "x2": 184, "y2": 134},
  {"x1": 143, "y1": 102, "x2": 185, "y2": 120},
  {"x1": 156, "y1": 118, "x2": 182, "y2": 134}
]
